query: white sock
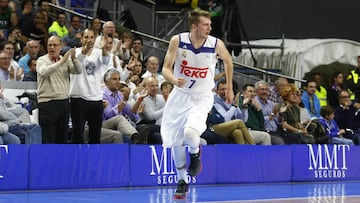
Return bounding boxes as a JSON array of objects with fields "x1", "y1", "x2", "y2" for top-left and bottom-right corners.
[
  {"x1": 184, "y1": 127, "x2": 200, "y2": 154},
  {"x1": 172, "y1": 146, "x2": 188, "y2": 183}
]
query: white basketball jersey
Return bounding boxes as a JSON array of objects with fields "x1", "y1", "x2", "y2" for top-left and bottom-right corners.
[{"x1": 174, "y1": 32, "x2": 218, "y2": 93}]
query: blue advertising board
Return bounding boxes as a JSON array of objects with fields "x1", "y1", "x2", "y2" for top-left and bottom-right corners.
[
  {"x1": 28, "y1": 144, "x2": 130, "y2": 190},
  {"x1": 216, "y1": 145, "x2": 293, "y2": 183},
  {"x1": 293, "y1": 144, "x2": 360, "y2": 181},
  {"x1": 0, "y1": 145, "x2": 29, "y2": 191},
  {"x1": 130, "y1": 145, "x2": 216, "y2": 187},
  {"x1": 1, "y1": 144, "x2": 360, "y2": 191}
]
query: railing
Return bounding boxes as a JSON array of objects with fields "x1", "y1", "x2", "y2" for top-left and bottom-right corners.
[{"x1": 46, "y1": 1, "x2": 305, "y2": 83}]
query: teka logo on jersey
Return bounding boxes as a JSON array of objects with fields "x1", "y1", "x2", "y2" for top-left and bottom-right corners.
[
  {"x1": 308, "y1": 144, "x2": 350, "y2": 179},
  {"x1": 180, "y1": 60, "x2": 208, "y2": 78},
  {"x1": 0, "y1": 145, "x2": 9, "y2": 179},
  {"x1": 149, "y1": 146, "x2": 196, "y2": 185}
]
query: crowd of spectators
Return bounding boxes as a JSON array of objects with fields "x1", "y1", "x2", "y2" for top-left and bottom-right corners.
[{"x1": 0, "y1": 0, "x2": 359, "y2": 146}]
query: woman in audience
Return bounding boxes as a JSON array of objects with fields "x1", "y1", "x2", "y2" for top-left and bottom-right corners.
[
  {"x1": 327, "y1": 71, "x2": 345, "y2": 108},
  {"x1": 279, "y1": 84, "x2": 315, "y2": 144}
]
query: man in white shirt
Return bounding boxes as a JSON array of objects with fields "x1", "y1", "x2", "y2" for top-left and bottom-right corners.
[
  {"x1": 94, "y1": 21, "x2": 120, "y2": 54},
  {"x1": 141, "y1": 56, "x2": 165, "y2": 85}
]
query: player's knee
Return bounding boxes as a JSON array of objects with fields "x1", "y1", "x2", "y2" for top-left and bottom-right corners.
[{"x1": 184, "y1": 127, "x2": 200, "y2": 146}]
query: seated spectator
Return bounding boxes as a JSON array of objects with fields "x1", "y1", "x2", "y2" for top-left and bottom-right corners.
[
  {"x1": 0, "y1": 87, "x2": 41, "y2": 144},
  {"x1": 37, "y1": 0, "x2": 54, "y2": 28},
  {"x1": 0, "y1": 42, "x2": 23, "y2": 80},
  {"x1": 48, "y1": 11, "x2": 68, "y2": 38},
  {"x1": 136, "y1": 76, "x2": 164, "y2": 144},
  {"x1": 6, "y1": 27, "x2": 25, "y2": 61},
  {"x1": 269, "y1": 77, "x2": 288, "y2": 104},
  {"x1": 0, "y1": 0, "x2": 17, "y2": 41},
  {"x1": 279, "y1": 83, "x2": 315, "y2": 144},
  {"x1": 130, "y1": 36, "x2": 146, "y2": 62},
  {"x1": 94, "y1": 21, "x2": 120, "y2": 54},
  {"x1": 17, "y1": 0, "x2": 34, "y2": 37},
  {"x1": 117, "y1": 31, "x2": 132, "y2": 61},
  {"x1": 301, "y1": 80, "x2": 321, "y2": 118},
  {"x1": 160, "y1": 81, "x2": 173, "y2": 102},
  {"x1": 101, "y1": 36, "x2": 123, "y2": 73},
  {"x1": 63, "y1": 15, "x2": 82, "y2": 48},
  {"x1": 0, "y1": 121, "x2": 20, "y2": 144},
  {"x1": 238, "y1": 83, "x2": 272, "y2": 145},
  {"x1": 327, "y1": 71, "x2": 345, "y2": 108},
  {"x1": 0, "y1": 52, "x2": 21, "y2": 81},
  {"x1": 18, "y1": 40, "x2": 40, "y2": 73},
  {"x1": 91, "y1": 18, "x2": 102, "y2": 38},
  {"x1": 102, "y1": 69, "x2": 147, "y2": 144},
  {"x1": 209, "y1": 80, "x2": 255, "y2": 144},
  {"x1": 23, "y1": 58, "x2": 37, "y2": 81},
  {"x1": 21, "y1": 11, "x2": 48, "y2": 48},
  {"x1": 318, "y1": 106, "x2": 354, "y2": 145},
  {"x1": 334, "y1": 89, "x2": 360, "y2": 144},
  {"x1": 254, "y1": 81, "x2": 285, "y2": 144},
  {"x1": 141, "y1": 56, "x2": 165, "y2": 85},
  {"x1": 138, "y1": 76, "x2": 165, "y2": 125}
]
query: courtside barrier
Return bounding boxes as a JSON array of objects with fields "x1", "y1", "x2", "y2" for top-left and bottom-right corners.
[
  {"x1": 0, "y1": 145, "x2": 29, "y2": 191},
  {"x1": 0, "y1": 144, "x2": 359, "y2": 191},
  {"x1": 28, "y1": 144, "x2": 130, "y2": 190},
  {"x1": 293, "y1": 144, "x2": 360, "y2": 181}
]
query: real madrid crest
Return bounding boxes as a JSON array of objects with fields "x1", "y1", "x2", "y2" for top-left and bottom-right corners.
[{"x1": 182, "y1": 51, "x2": 187, "y2": 58}]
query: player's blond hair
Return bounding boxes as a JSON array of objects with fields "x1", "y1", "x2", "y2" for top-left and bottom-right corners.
[{"x1": 188, "y1": 8, "x2": 211, "y2": 28}]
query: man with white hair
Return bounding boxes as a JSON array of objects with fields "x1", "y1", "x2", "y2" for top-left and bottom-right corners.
[
  {"x1": 94, "y1": 21, "x2": 120, "y2": 54},
  {"x1": 141, "y1": 56, "x2": 165, "y2": 85}
]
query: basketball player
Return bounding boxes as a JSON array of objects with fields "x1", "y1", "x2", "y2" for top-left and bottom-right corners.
[{"x1": 161, "y1": 8, "x2": 234, "y2": 198}]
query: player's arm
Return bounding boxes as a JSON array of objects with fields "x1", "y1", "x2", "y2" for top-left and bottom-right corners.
[
  {"x1": 162, "y1": 35, "x2": 185, "y2": 87},
  {"x1": 216, "y1": 39, "x2": 234, "y2": 103}
]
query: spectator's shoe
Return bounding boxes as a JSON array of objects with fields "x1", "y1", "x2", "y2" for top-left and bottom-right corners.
[
  {"x1": 173, "y1": 179, "x2": 189, "y2": 199},
  {"x1": 131, "y1": 133, "x2": 147, "y2": 144},
  {"x1": 188, "y1": 148, "x2": 202, "y2": 177}
]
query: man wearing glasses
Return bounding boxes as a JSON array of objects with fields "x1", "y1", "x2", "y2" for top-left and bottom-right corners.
[
  {"x1": 334, "y1": 89, "x2": 360, "y2": 144},
  {"x1": 37, "y1": 36, "x2": 82, "y2": 143}
]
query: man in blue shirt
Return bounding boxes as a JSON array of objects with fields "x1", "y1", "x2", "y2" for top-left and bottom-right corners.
[
  {"x1": 255, "y1": 80, "x2": 285, "y2": 145},
  {"x1": 301, "y1": 80, "x2": 321, "y2": 118}
]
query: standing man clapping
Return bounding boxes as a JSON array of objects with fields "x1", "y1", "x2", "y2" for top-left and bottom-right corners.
[{"x1": 37, "y1": 36, "x2": 82, "y2": 143}]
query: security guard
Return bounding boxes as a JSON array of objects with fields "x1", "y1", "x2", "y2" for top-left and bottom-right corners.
[
  {"x1": 346, "y1": 56, "x2": 360, "y2": 103},
  {"x1": 312, "y1": 72, "x2": 328, "y2": 107}
]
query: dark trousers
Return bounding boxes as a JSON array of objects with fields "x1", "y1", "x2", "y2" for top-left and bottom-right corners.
[
  {"x1": 70, "y1": 98, "x2": 103, "y2": 144},
  {"x1": 39, "y1": 99, "x2": 70, "y2": 144}
]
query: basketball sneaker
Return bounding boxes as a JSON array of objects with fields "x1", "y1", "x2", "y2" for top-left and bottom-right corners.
[
  {"x1": 174, "y1": 179, "x2": 189, "y2": 199},
  {"x1": 188, "y1": 148, "x2": 202, "y2": 177}
]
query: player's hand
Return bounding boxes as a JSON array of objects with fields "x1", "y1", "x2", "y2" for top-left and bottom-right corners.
[
  {"x1": 174, "y1": 77, "x2": 186, "y2": 88},
  {"x1": 226, "y1": 88, "x2": 234, "y2": 104}
]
